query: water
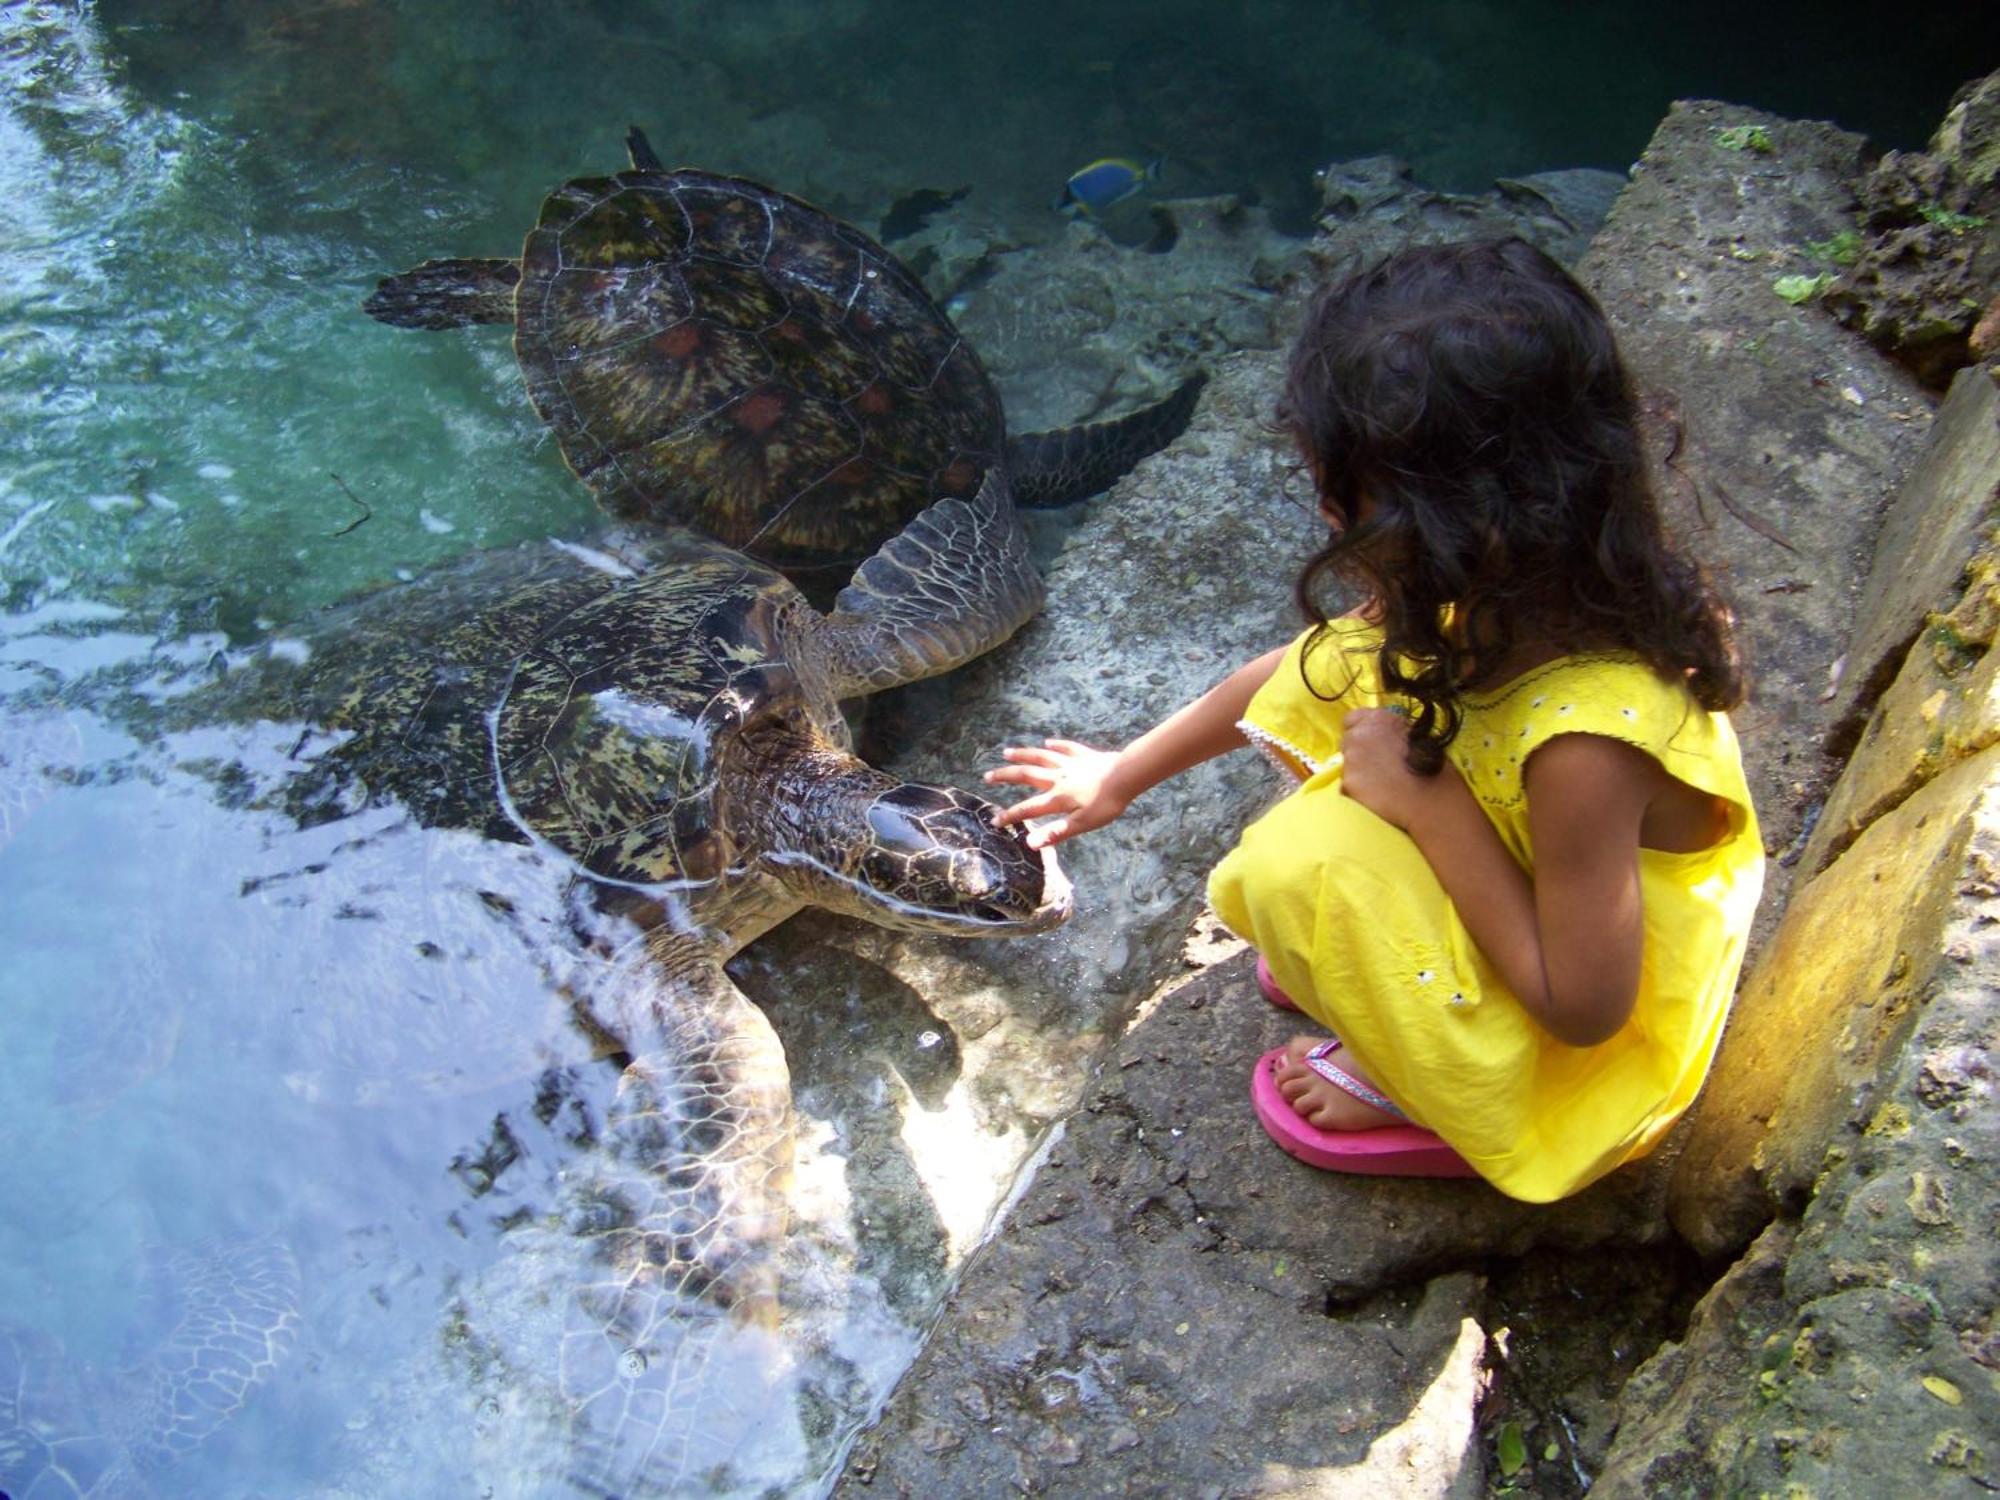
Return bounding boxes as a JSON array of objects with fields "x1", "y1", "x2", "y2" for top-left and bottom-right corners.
[{"x1": 0, "y1": 2, "x2": 1984, "y2": 1495}]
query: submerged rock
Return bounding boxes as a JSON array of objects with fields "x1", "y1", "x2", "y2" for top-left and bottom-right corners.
[{"x1": 1311, "y1": 154, "x2": 1626, "y2": 271}]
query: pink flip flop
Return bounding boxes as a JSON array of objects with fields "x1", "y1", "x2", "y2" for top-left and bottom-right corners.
[
  {"x1": 1254, "y1": 955, "x2": 1300, "y2": 1011},
  {"x1": 1250, "y1": 1046, "x2": 1479, "y2": 1178}
]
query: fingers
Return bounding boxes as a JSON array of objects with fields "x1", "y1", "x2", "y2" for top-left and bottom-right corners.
[
  {"x1": 989, "y1": 790, "x2": 1066, "y2": 827},
  {"x1": 983, "y1": 764, "x2": 1056, "y2": 790},
  {"x1": 998, "y1": 744, "x2": 1068, "y2": 769},
  {"x1": 1023, "y1": 817, "x2": 1070, "y2": 850}
]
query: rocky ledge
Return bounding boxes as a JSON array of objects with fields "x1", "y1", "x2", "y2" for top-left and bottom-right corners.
[{"x1": 809, "y1": 76, "x2": 1996, "y2": 1500}]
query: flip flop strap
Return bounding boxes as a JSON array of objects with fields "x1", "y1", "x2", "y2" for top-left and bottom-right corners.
[{"x1": 1301, "y1": 1040, "x2": 1407, "y2": 1119}]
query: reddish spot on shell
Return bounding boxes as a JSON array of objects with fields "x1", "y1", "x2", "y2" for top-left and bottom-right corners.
[
  {"x1": 938, "y1": 460, "x2": 979, "y2": 496},
  {"x1": 854, "y1": 383, "x2": 894, "y2": 416},
  {"x1": 830, "y1": 458, "x2": 875, "y2": 488},
  {"x1": 767, "y1": 319, "x2": 810, "y2": 344},
  {"x1": 652, "y1": 323, "x2": 701, "y2": 359},
  {"x1": 850, "y1": 307, "x2": 877, "y2": 335},
  {"x1": 734, "y1": 390, "x2": 788, "y2": 433}
]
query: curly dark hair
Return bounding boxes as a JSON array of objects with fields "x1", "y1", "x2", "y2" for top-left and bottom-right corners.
[{"x1": 1277, "y1": 237, "x2": 1744, "y2": 773}]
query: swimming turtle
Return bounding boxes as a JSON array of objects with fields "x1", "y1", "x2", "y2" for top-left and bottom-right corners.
[
  {"x1": 0, "y1": 1236, "x2": 299, "y2": 1499},
  {"x1": 363, "y1": 127, "x2": 1205, "y2": 591},
  {"x1": 185, "y1": 508, "x2": 1069, "y2": 1483}
]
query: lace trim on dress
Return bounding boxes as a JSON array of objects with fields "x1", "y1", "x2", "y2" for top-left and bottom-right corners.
[{"x1": 1239, "y1": 719, "x2": 1321, "y2": 781}]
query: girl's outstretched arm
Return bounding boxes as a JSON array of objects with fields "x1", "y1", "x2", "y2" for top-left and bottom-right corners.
[
  {"x1": 1342, "y1": 711, "x2": 1655, "y2": 1047},
  {"x1": 985, "y1": 645, "x2": 1287, "y2": 848}
]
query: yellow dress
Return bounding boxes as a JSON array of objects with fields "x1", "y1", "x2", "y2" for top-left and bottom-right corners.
[{"x1": 1207, "y1": 619, "x2": 1765, "y2": 1202}]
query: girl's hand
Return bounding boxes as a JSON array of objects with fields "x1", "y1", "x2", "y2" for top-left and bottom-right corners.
[
  {"x1": 1339, "y1": 708, "x2": 1463, "y2": 833},
  {"x1": 983, "y1": 739, "x2": 1129, "y2": 849}
]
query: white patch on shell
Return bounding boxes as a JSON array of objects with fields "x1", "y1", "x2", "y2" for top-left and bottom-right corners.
[
  {"x1": 548, "y1": 538, "x2": 640, "y2": 579},
  {"x1": 589, "y1": 687, "x2": 701, "y2": 743}
]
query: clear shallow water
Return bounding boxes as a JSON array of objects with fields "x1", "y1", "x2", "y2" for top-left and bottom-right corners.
[{"x1": 0, "y1": 2, "x2": 1986, "y2": 1495}]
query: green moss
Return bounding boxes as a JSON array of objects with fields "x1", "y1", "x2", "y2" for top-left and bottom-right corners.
[
  {"x1": 1496, "y1": 1421, "x2": 1528, "y2": 1476},
  {"x1": 1918, "y1": 204, "x2": 1989, "y2": 234},
  {"x1": 1717, "y1": 124, "x2": 1776, "y2": 154},
  {"x1": 1806, "y1": 229, "x2": 1863, "y2": 265},
  {"x1": 1928, "y1": 618, "x2": 1983, "y2": 672},
  {"x1": 1885, "y1": 1278, "x2": 1945, "y2": 1321},
  {"x1": 1864, "y1": 1100, "x2": 1912, "y2": 1137},
  {"x1": 1773, "y1": 273, "x2": 1835, "y2": 305}
]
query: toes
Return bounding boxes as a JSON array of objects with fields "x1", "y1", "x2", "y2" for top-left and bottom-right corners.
[{"x1": 1282, "y1": 1034, "x2": 1327, "y2": 1065}]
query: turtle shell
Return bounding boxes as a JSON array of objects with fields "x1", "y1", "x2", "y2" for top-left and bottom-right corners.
[
  {"x1": 491, "y1": 545, "x2": 827, "y2": 888},
  {"x1": 219, "y1": 532, "x2": 830, "y2": 898},
  {"x1": 512, "y1": 170, "x2": 1003, "y2": 576}
]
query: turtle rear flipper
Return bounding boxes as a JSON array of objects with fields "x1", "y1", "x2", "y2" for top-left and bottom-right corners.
[
  {"x1": 562, "y1": 948, "x2": 793, "y2": 1489},
  {"x1": 818, "y1": 468, "x2": 1042, "y2": 694},
  {"x1": 363, "y1": 257, "x2": 521, "y2": 330},
  {"x1": 624, "y1": 125, "x2": 666, "y2": 172},
  {"x1": 1006, "y1": 369, "x2": 1208, "y2": 508},
  {"x1": 119, "y1": 1236, "x2": 302, "y2": 1474}
]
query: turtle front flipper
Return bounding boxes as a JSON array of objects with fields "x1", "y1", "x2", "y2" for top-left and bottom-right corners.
[
  {"x1": 559, "y1": 938, "x2": 794, "y2": 1486},
  {"x1": 816, "y1": 467, "x2": 1042, "y2": 694},
  {"x1": 363, "y1": 257, "x2": 521, "y2": 330},
  {"x1": 1005, "y1": 369, "x2": 1208, "y2": 509}
]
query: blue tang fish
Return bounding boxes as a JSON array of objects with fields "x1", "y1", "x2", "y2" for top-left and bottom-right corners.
[{"x1": 1056, "y1": 156, "x2": 1164, "y2": 214}]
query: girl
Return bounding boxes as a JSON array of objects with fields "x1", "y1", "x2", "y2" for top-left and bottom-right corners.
[{"x1": 984, "y1": 239, "x2": 1764, "y2": 1203}]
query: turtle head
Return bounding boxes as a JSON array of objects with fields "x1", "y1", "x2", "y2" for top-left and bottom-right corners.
[{"x1": 776, "y1": 777, "x2": 1071, "y2": 935}]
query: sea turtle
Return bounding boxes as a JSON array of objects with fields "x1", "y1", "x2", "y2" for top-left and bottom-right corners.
[
  {"x1": 183, "y1": 510, "x2": 1070, "y2": 1484},
  {"x1": 0, "y1": 1236, "x2": 300, "y2": 1499},
  {"x1": 363, "y1": 127, "x2": 1205, "y2": 593}
]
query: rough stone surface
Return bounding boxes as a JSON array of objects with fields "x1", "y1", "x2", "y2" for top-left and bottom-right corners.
[
  {"x1": 1672, "y1": 358, "x2": 2000, "y2": 1259},
  {"x1": 830, "y1": 955, "x2": 1707, "y2": 1499},
  {"x1": 1590, "y1": 1219, "x2": 1801, "y2": 1498},
  {"x1": 1811, "y1": 508, "x2": 2000, "y2": 876},
  {"x1": 1575, "y1": 98, "x2": 1934, "y2": 921},
  {"x1": 1670, "y1": 745, "x2": 1999, "y2": 1257},
  {"x1": 1598, "y1": 776, "x2": 2000, "y2": 1497},
  {"x1": 1824, "y1": 363, "x2": 2000, "y2": 755},
  {"x1": 1825, "y1": 70, "x2": 2000, "y2": 391}
]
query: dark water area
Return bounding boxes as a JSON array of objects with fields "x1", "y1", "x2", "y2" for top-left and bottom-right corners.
[
  {"x1": 96, "y1": 1, "x2": 1996, "y2": 220},
  {"x1": 0, "y1": 1, "x2": 1989, "y2": 1495}
]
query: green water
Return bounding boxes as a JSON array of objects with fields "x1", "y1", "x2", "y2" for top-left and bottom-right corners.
[{"x1": 0, "y1": 2, "x2": 1985, "y2": 1495}]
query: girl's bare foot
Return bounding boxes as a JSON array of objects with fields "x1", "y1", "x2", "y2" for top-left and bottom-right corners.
[{"x1": 1273, "y1": 1035, "x2": 1403, "y2": 1131}]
